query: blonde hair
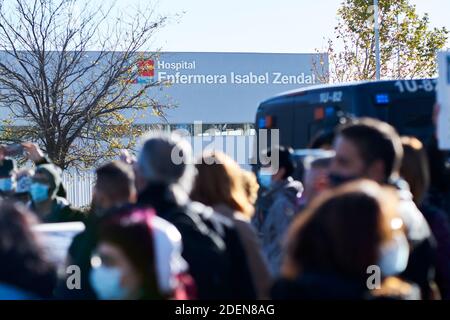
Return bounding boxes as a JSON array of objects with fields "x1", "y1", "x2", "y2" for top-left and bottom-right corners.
[{"x1": 190, "y1": 151, "x2": 254, "y2": 218}]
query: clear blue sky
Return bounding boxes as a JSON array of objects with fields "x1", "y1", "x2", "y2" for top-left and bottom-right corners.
[
  {"x1": 97, "y1": 0, "x2": 450, "y2": 53},
  {"x1": 151, "y1": 0, "x2": 450, "y2": 53}
]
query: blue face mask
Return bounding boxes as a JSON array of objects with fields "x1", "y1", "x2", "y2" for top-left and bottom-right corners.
[
  {"x1": 30, "y1": 183, "x2": 50, "y2": 203},
  {"x1": 90, "y1": 266, "x2": 128, "y2": 300},
  {"x1": 0, "y1": 178, "x2": 14, "y2": 192},
  {"x1": 258, "y1": 171, "x2": 272, "y2": 189}
]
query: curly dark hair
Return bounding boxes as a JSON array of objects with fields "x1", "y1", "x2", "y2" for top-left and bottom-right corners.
[{"x1": 0, "y1": 201, "x2": 57, "y2": 298}]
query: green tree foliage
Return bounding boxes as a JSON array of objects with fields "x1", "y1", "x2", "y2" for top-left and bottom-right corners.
[{"x1": 314, "y1": 0, "x2": 448, "y2": 83}]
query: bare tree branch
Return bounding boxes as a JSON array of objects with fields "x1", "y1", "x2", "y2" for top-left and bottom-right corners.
[{"x1": 0, "y1": 0, "x2": 172, "y2": 168}]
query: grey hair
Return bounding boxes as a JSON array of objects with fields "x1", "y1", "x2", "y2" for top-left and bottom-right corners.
[{"x1": 137, "y1": 131, "x2": 196, "y2": 203}]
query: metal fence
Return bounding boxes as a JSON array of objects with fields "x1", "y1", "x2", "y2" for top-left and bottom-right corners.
[
  {"x1": 62, "y1": 172, "x2": 95, "y2": 208},
  {"x1": 60, "y1": 134, "x2": 255, "y2": 208}
]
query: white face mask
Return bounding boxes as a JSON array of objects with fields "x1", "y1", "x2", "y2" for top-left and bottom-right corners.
[
  {"x1": 378, "y1": 233, "x2": 410, "y2": 277},
  {"x1": 89, "y1": 266, "x2": 128, "y2": 300}
]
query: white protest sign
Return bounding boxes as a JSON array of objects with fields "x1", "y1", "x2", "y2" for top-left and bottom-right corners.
[{"x1": 437, "y1": 51, "x2": 450, "y2": 150}]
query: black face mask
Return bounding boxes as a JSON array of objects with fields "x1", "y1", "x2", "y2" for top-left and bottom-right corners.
[
  {"x1": 90, "y1": 197, "x2": 106, "y2": 217},
  {"x1": 328, "y1": 172, "x2": 360, "y2": 187}
]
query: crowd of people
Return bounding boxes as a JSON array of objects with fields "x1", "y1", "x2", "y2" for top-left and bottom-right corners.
[{"x1": 0, "y1": 115, "x2": 449, "y2": 300}]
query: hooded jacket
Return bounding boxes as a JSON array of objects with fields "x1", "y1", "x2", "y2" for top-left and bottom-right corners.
[{"x1": 30, "y1": 164, "x2": 85, "y2": 224}]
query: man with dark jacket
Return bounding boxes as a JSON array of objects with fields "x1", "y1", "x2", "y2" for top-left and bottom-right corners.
[
  {"x1": 55, "y1": 161, "x2": 138, "y2": 299},
  {"x1": 328, "y1": 118, "x2": 436, "y2": 299},
  {"x1": 135, "y1": 132, "x2": 256, "y2": 300}
]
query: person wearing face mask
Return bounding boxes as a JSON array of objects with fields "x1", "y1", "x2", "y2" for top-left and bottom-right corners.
[
  {"x1": 22, "y1": 142, "x2": 68, "y2": 199},
  {"x1": 89, "y1": 207, "x2": 195, "y2": 300},
  {"x1": 328, "y1": 118, "x2": 436, "y2": 299},
  {"x1": 272, "y1": 180, "x2": 420, "y2": 300},
  {"x1": 0, "y1": 159, "x2": 17, "y2": 199},
  {"x1": 252, "y1": 146, "x2": 303, "y2": 276},
  {"x1": 55, "y1": 161, "x2": 138, "y2": 299},
  {"x1": 29, "y1": 164, "x2": 85, "y2": 224}
]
